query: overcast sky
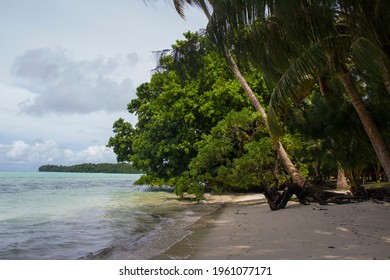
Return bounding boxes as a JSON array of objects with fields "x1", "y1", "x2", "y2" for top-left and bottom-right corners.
[{"x1": 0, "y1": 0, "x2": 208, "y2": 171}]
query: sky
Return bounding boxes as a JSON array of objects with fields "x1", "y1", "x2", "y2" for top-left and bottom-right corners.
[{"x1": 0, "y1": 0, "x2": 208, "y2": 171}]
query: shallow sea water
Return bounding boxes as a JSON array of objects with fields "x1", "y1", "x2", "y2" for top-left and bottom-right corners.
[{"x1": 0, "y1": 172, "x2": 213, "y2": 260}]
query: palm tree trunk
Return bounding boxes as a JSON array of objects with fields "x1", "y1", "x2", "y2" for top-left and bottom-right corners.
[
  {"x1": 275, "y1": 140, "x2": 306, "y2": 187},
  {"x1": 379, "y1": 59, "x2": 390, "y2": 96},
  {"x1": 224, "y1": 50, "x2": 306, "y2": 187},
  {"x1": 205, "y1": 5, "x2": 307, "y2": 189},
  {"x1": 336, "y1": 167, "x2": 348, "y2": 189},
  {"x1": 194, "y1": 3, "x2": 307, "y2": 189},
  {"x1": 167, "y1": 1, "x2": 307, "y2": 209},
  {"x1": 338, "y1": 72, "x2": 390, "y2": 181},
  {"x1": 224, "y1": 49, "x2": 268, "y2": 120},
  {"x1": 386, "y1": 80, "x2": 390, "y2": 97},
  {"x1": 383, "y1": 66, "x2": 390, "y2": 96}
]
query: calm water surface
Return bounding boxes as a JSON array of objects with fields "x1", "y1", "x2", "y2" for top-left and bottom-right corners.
[{"x1": 0, "y1": 172, "x2": 210, "y2": 259}]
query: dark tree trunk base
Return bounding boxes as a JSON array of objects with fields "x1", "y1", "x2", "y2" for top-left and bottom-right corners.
[
  {"x1": 264, "y1": 181, "x2": 307, "y2": 210},
  {"x1": 263, "y1": 182, "x2": 390, "y2": 210}
]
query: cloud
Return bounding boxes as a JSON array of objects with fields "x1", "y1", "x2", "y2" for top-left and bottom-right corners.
[
  {"x1": 126, "y1": 53, "x2": 140, "y2": 66},
  {"x1": 0, "y1": 140, "x2": 117, "y2": 168},
  {"x1": 12, "y1": 47, "x2": 139, "y2": 115},
  {"x1": 6, "y1": 140, "x2": 29, "y2": 159}
]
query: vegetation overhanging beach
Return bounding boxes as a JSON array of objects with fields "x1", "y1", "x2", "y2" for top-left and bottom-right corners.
[
  {"x1": 109, "y1": 1, "x2": 390, "y2": 210},
  {"x1": 106, "y1": 1, "x2": 390, "y2": 260}
]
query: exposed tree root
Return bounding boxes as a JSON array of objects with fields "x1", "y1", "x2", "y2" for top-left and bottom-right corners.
[{"x1": 263, "y1": 181, "x2": 390, "y2": 210}]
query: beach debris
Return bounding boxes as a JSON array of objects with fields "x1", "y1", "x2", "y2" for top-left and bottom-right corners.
[
  {"x1": 235, "y1": 209, "x2": 247, "y2": 215},
  {"x1": 264, "y1": 178, "x2": 390, "y2": 211}
]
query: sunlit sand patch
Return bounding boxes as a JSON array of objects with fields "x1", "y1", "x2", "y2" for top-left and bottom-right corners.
[
  {"x1": 335, "y1": 227, "x2": 349, "y2": 232},
  {"x1": 314, "y1": 230, "x2": 333, "y2": 235},
  {"x1": 380, "y1": 236, "x2": 390, "y2": 243}
]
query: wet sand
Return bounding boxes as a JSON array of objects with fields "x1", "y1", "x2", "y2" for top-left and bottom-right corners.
[{"x1": 156, "y1": 194, "x2": 390, "y2": 260}]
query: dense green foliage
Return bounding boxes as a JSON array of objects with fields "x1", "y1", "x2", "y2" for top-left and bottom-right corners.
[
  {"x1": 286, "y1": 90, "x2": 381, "y2": 179},
  {"x1": 38, "y1": 163, "x2": 141, "y2": 174},
  {"x1": 175, "y1": 109, "x2": 291, "y2": 199},
  {"x1": 200, "y1": 0, "x2": 390, "y2": 187},
  {"x1": 108, "y1": 33, "x2": 269, "y2": 193},
  {"x1": 109, "y1": 1, "x2": 390, "y2": 200}
]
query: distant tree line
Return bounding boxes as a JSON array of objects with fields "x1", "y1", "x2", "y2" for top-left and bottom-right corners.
[{"x1": 38, "y1": 163, "x2": 142, "y2": 174}]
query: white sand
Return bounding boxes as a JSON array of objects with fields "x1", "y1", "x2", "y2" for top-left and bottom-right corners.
[{"x1": 159, "y1": 194, "x2": 390, "y2": 260}]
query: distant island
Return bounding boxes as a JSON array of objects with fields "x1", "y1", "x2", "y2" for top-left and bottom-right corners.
[{"x1": 38, "y1": 163, "x2": 142, "y2": 174}]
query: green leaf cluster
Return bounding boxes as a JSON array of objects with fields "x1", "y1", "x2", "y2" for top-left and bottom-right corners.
[{"x1": 175, "y1": 109, "x2": 279, "y2": 200}]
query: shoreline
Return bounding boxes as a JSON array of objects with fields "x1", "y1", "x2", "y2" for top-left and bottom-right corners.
[{"x1": 155, "y1": 194, "x2": 390, "y2": 260}]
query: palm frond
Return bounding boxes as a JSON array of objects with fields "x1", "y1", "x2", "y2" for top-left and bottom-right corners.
[
  {"x1": 352, "y1": 36, "x2": 390, "y2": 83},
  {"x1": 142, "y1": 0, "x2": 211, "y2": 18},
  {"x1": 267, "y1": 41, "x2": 328, "y2": 138},
  {"x1": 151, "y1": 31, "x2": 209, "y2": 82},
  {"x1": 171, "y1": 0, "x2": 212, "y2": 19}
]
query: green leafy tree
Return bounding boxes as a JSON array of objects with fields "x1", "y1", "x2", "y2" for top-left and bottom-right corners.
[
  {"x1": 286, "y1": 88, "x2": 381, "y2": 194},
  {"x1": 108, "y1": 118, "x2": 135, "y2": 163},
  {"x1": 147, "y1": 0, "x2": 308, "y2": 199},
  {"x1": 175, "y1": 109, "x2": 287, "y2": 200},
  {"x1": 140, "y1": 0, "x2": 390, "y2": 207},
  {"x1": 175, "y1": 108, "x2": 309, "y2": 201},
  {"x1": 108, "y1": 33, "x2": 266, "y2": 187}
]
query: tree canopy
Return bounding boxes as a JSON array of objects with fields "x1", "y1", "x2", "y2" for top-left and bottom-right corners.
[
  {"x1": 196, "y1": 0, "x2": 390, "y2": 183},
  {"x1": 109, "y1": 2, "x2": 390, "y2": 204},
  {"x1": 108, "y1": 32, "x2": 268, "y2": 192}
]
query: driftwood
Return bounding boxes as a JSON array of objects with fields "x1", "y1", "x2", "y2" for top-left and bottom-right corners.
[{"x1": 263, "y1": 180, "x2": 390, "y2": 211}]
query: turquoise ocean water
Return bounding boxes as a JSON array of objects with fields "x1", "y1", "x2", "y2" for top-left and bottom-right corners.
[{"x1": 0, "y1": 172, "x2": 210, "y2": 260}]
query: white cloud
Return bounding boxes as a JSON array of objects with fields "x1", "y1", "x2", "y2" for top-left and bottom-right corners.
[
  {"x1": 0, "y1": 81, "x2": 137, "y2": 146},
  {"x1": 6, "y1": 140, "x2": 29, "y2": 158},
  {"x1": 0, "y1": 140, "x2": 117, "y2": 170},
  {"x1": 77, "y1": 145, "x2": 116, "y2": 162},
  {"x1": 12, "y1": 47, "x2": 138, "y2": 115}
]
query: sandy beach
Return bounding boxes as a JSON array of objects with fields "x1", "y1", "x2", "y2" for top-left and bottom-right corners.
[{"x1": 157, "y1": 194, "x2": 390, "y2": 260}]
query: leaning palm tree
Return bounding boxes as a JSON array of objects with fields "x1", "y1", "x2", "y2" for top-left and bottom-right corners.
[
  {"x1": 269, "y1": 1, "x2": 390, "y2": 182},
  {"x1": 199, "y1": 0, "x2": 390, "y2": 183},
  {"x1": 146, "y1": 0, "x2": 308, "y2": 209},
  {"x1": 341, "y1": 0, "x2": 390, "y2": 96}
]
